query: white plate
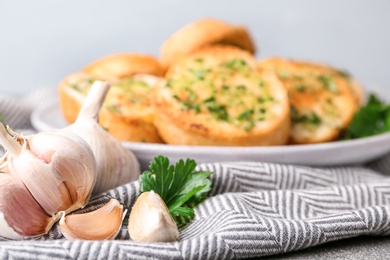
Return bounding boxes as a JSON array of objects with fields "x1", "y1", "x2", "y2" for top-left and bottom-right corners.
[{"x1": 31, "y1": 99, "x2": 390, "y2": 170}]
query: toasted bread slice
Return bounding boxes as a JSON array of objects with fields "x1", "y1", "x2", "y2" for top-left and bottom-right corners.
[
  {"x1": 58, "y1": 72, "x2": 100, "y2": 124},
  {"x1": 152, "y1": 46, "x2": 290, "y2": 146},
  {"x1": 98, "y1": 75, "x2": 164, "y2": 143},
  {"x1": 83, "y1": 53, "x2": 165, "y2": 79},
  {"x1": 58, "y1": 72, "x2": 164, "y2": 143},
  {"x1": 160, "y1": 18, "x2": 256, "y2": 67},
  {"x1": 257, "y1": 57, "x2": 363, "y2": 144}
]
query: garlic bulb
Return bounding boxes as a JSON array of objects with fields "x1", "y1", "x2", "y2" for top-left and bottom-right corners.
[
  {"x1": 59, "y1": 198, "x2": 124, "y2": 240},
  {"x1": 0, "y1": 123, "x2": 96, "y2": 239},
  {"x1": 64, "y1": 81, "x2": 140, "y2": 194},
  {"x1": 128, "y1": 191, "x2": 179, "y2": 242},
  {"x1": 0, "y1": 174, "x2": 57, "y2": 239}
]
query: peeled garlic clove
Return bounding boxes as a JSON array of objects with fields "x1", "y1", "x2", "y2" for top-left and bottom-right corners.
[
  {"x1": 59, "y1": 198, "x2": 124, "y2": 240},
  {"x1": 0, "y1": 124, "x2": 97, "y2": 216},
  {"x1": 0, "y1": 173, "x2": 57, "y2": 239},
  {"x1": 128, "y1": 191, "x2": 179, "y2": 242},
  {"x1": 64, "y1": 81, "x2": 140, "y2": 194}
]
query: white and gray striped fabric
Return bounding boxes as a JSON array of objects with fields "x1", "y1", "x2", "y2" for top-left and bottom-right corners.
[{"x1": 1, "y1": 88, "x2": 390, "y2": 259}]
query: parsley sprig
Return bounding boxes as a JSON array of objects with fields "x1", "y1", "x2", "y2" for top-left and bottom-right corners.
[
  {"x1": 140, "y1": 155, "x2": 212, "y2": 228},
  {"x1": 341, "y1": 93, "x2": 390, "y2": 139}
]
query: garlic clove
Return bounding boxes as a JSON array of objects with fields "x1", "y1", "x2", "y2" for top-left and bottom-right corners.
[
  {"x1": 26, "y1": 130, "x2": 97, "y2": 214},
  {"x1": 59, "y1": 198, "x2": 124, "y2": 240},
  {"x1": 64, "y1": 81, "x2": 140, "y2": 195},
  {"x1": 0, "y1": 173, "x2": 58, "y2": 239},
  {"x1": 128, "y1": 191, "x2": 179, "y2": 243},
  {"x1": 1, "y1": 125, "x2": 97, "y2": 216}
]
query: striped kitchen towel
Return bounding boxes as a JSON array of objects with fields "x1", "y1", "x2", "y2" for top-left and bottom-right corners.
[{"x1": 1, "y1": 87, "x2": 390, "y2": 259}]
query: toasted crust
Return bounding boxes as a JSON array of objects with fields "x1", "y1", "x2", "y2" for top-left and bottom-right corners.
[
  {"x1": 83, "y1": 53, "x2": 165, "y2": 79},
  {"x1": 257, "y1": 57, "x2": 362, "y2": 144},
  {"x1": 152, "y1": 46, "x2": 290, "y2": 146},
  {"x1": 58, "y1": 72, "x2": 164, "y2": 143},
  {"x1": 160, "y1": 18, "x2": 256, "y2": 67}
]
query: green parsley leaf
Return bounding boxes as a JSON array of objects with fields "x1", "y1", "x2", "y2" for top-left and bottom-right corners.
[
  {"x1": 140, "y1": 155, "x2": 212, "y2": 228},
  {"x1": 341, "y1": 93, "x2": 390, "y2": 139}
]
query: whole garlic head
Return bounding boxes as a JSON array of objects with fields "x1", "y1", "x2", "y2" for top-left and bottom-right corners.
[
  {"x1": 9, "y1": 130, "x2": 96, "y2": 215},
  {"x1": 0, "y1": 124, "x2": 97, "y2": 239},
  {"x1": 64, "y1": 81, "x2": 140, "y2": 194},
  {"x1": 128, "y1": 191, "x2": 179, "y2": 243}
]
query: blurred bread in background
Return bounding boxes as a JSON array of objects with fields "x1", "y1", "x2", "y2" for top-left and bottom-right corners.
[
  {"x1": 166, "y1": 42, "x2": 257, "y2": 77},
  {"x1": 58, "y1": 53, "x2": 165, "y2": 143},
  {"x1": 160, "y1": 18, "x2": 256, "y2": 68},
  {"x1": 58, "y1": 72, "x2": 102, "y2": 124},
  {"x1": 83, "y1": 53, "x2": 166, "y2": 79}
]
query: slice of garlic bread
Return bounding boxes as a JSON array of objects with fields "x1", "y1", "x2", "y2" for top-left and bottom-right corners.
[
  {"x1": 58, "y1": 72, "x2": 99, "y2": 124},
  {"x1": 160, "y1": 18, "x2": 256, "y2": 67},
  {"x1": 257, "y1": 57, "x2": 363, "y2": 144},
  {"x1": 83, "y1": 53, "x2": 165, "y2": 79},
  {"x1": 98, "y1": 75, "x2": 164, "y2": 143},
  {"x1": 152, "y1": 46, "x2": 290, "y2": 146},
  {"x1": 58, "y1": 72, "x2": 164, "y2": 143}
]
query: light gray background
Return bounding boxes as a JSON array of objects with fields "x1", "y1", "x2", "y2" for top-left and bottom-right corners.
[{"x1": 0, "y1": 0, "x2": 389, "y2": 97}]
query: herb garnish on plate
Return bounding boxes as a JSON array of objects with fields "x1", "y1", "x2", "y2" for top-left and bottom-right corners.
[{"x1": 341, "y1": 93, "x2": 390, "y2": 139}]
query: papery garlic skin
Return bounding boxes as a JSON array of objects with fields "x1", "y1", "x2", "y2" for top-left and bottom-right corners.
[
  {"x1": 59, "y1": 198, "x2": 124, "y2": 240},
  {"x1": 7, "y1": 130, "x2": 97, "y2": 216},
  {"x1": 64, "y1": 81, "x2": 140, "y2": 195},
  {"x1": 0, "y1": 213, "x2": 22, "y2": 239},
  {"x1": 0, "y1": 173, "x2": 57, "y2": 239},
  {"x1": 128, "y1": 191, "x2": 179, "y2": 243},
  {"x1": 0, "y1": 120, "x2": 98, "y2": 239}
]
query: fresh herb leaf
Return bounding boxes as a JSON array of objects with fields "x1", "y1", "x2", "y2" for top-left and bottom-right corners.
[
  {"x1": 140, "y1": 155, "x2": 212, "y2": 228},
  {"x1": 0, "y1": 114, "x2": 5, "y2": 121},
  {"x1": 341, "y1": 93, "x2": 390, "y2": 139}
]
